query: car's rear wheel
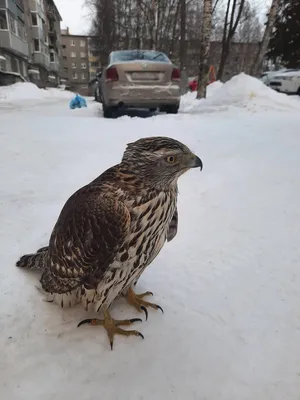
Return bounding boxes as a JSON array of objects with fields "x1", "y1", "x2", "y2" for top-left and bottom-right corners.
[
  {"x1": 164, "y1": 104, "x2": 179, "y2": 114},
  {"x1": 297, "y1": 87, "x2": 300, "y2": 96},
  {"x1": 103, "y1": 104, "x2": 117, "y2": 119}
]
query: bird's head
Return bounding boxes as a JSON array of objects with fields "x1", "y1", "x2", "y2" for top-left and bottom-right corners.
[{"x1": 121, "y1": 136, "x2": 203, "y2": 189}]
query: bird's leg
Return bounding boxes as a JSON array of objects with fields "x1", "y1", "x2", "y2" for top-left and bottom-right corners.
[
  {"x1": 77, "y1": 309, "x2": 144, "y2": 350},
  {"x1": 126, "y1": 287, "x2": 164, "y2": 321}
]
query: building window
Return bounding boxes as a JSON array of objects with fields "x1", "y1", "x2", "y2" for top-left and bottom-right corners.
[
  {"x1": 21, "y1": 61, "x2": 27, "y2": 77},
  {"x1": 16, "y1": 20, "x2": 26, "y2": 41},
  {"x1": 81, "y1": 84, "x2": 88, "y2": 88},
  {"x1": 72, "y1": 62, "x2": 76, "y2": 68},
  {"x1": 80, "y1": 52, "x2": 86, "y2": 58},
  {"x1": 11, "y1": 57, "x2": 19, "y2": 73},
  {"x1": 8, "y1": 13, "x2": 16, "y2": 34},
  {"x1": 62, "y1": 44, "x2": 66, "y2": 49},
  {"x1": 91, "y1": 61, "x2": 100, "y2": 68},
  {"x1": 63, "y1": 56, "x2": 67, "y2": 60},
  {"x1": 71, "y1": 52, "x2": 76, "y2": 58},
  {"x1": 72, "y1": 72, "x2": 77, "y2": 79},
  {"x1": 70, "y1": 39, "x2": 75, "y2": 46},
  {"x1": 31, "y1": 13, "x2": 38, "y2": 26},
  {"x1": 64, "y1": 67, "x2": 68, "y2": 72},
  {"x1": 0, "y1": 58, "x2": 6, "y2": 71},
  {"x1": 50, "y1": 53, "x2": 55, "y2": 62},
  {"x1": 81, "y1": 72, "x2": 85, "y2": 79},
  {"x1": 80, "y1": 40, "x2": 85, "y2": 47},
  {"x1": 34, "y1": 39, "x2": 40, "y2": 52},
  {"x1": 0, "y1": 10, "x2": 8, "y2": 30},
  {"x1": 90, "y1": 71, "x2": 96, "y2": 79},
  {"x1": 81, "y1": 63, "x2": 86, "y2": 69}
]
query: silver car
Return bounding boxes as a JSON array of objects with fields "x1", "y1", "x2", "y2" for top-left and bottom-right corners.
[{"x1": 99, "y1": 50, "x2": 181, "y2": 118}]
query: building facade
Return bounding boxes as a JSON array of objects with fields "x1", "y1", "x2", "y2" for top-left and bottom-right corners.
[
  {"x1": 0, "y1": 0, "x2": 62, "y2": 86},
  {"x1": 87, "y1": 36, "x2": 101, "y2": 81},
  {"x1": 60, "y1": 29, "x2": 102, "y2": 95},
  {"x1": 60, "y1": 28, "x2": 89, "y2": 95},
  {"x1": 0, "y1": 0, "x2": 28, "y2": 78}
]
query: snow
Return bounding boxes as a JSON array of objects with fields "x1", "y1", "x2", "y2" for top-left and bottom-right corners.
[
  {"x1": 0, "y1": 82, "x2": 74, "y2": 105},
  {"x1": 1, "y1": 74, "x2": 300, "y2": 400},
  {"x1": 181, "y1": 72, "x2": 300, "y2": 113}
]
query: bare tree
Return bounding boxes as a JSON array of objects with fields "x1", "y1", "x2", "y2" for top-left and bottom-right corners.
[
  {"x1": 217, "y1": 0, "x2": 246, "y2": 80},
  {"x1": 251, "y1": 0, "x2": 280, "y2": 76},
  {"x1": 197, "y1": 0, "x2": 213, "y2": 99},
  {"x1": 235, "y1": 1, "x2": 264, "y2": 43},
  {"x1": 85, "y1": 0, "x2": 224, "y2": 74},
  {"x1": 179, "y1": 0, "x2": 186, "y2": 70}
]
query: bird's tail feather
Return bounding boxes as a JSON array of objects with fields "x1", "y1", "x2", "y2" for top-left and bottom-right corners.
[
  {"x1": 16, "y1": 248, "x2": 47, "y2": 270},
  {"x1": 35, "y1": 281, "x2": 82, "y2": 309}
]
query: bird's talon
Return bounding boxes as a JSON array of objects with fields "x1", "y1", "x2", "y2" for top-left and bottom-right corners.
[
  {"x1": 77, "y1": 318, "x2": 92, "y2": 327},
  {"x1": 156, "y1": 305, "x2": 164, "y2": 314},
  {"x1": 141, "y1": 306, "x2": 148, "y2": 321},
  {"x1": 129, "y1": 318, "x2": 143, "y2": 323},
  {"x1": 137, "y1": 291, "x2": 154, "y2": 298},
  {"x1": 137, "y1": 331, "x2": 144, "y2": 340},
  {"x1": 77, "y1": 312, "x2": 143, "y2": 349},
  {"x1": 127, "y1": 288, "x2": 163, "y2": 320}
]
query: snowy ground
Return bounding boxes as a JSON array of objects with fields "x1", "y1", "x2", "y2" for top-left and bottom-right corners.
[{"x1": 1, "y1": 76, "x2": 300, "y2": 400}]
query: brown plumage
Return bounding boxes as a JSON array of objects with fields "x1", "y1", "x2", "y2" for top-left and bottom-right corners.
[{"x1": 16, "y1": 136, "x2": 202, "y2": 348}]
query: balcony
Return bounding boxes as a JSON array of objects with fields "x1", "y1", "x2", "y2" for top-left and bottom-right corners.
[
  {"x1": 0, "y1": 31, "x2": 29, "y2": 57},
  {"x1": 46, "y1": 4, "x2": 55, "y2": 20},
  {"x1": 49, "y1": 61, "x2": 59, "y2": 72},
  {"x1": 29, "y1": 0, "x2": 45, "y2": 19},
  {"x1": 33, "y1": 52, "x2": 49, "y2": 68},
  {"x1": 48, "y1": 29, "x2": 57, "y2": 40},
  {"x1": 49, "y1": 43, "x2": 59, "y2": 54},
  {"x1": 31, "y1": 26, "x2": 44, "y2": 40}
]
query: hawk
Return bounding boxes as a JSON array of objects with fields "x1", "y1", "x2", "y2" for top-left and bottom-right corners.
[{"x1": 16, "y1": 136, "x2": 203, "y2": 349}]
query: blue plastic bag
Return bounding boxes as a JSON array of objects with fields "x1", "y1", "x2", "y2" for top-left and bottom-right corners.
[{"x1": 69, "y1": 94, "x2": 87, "y2": 109}]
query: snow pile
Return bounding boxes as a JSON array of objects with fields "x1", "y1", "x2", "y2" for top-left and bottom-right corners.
[
  {"x1": 0, "y1": 82, "x2": 74, "y2": 104},
  {"x1": 206, "y1": 80, "x2": 224, "y2": 96},
  {"x1": 180, "y1": 73, "x2": 300, "y2": 113},
  {"x1": 180, "y1": 80, "x2": 224, "y2": 110}
]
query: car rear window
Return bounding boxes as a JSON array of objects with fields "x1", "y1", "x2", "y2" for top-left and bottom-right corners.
[{"x1": 110, "y1": 50, "x2": 170, "y2": 63}]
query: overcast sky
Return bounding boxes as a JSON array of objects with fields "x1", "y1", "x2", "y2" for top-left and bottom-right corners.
[{"x1": 55, "y1": 0, "x2": 273, "y2": 35}]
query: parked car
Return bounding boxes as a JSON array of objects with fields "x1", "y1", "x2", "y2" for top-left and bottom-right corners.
[
  {"x1": 98, "y1": 50, "x2": 181, "y2": 118},
  {"x1": 260, "y1": 69, "x2": 299, "y2": 86},
  {"x1": 269, "y1": 70, "x2": 300, "y2": 95}
]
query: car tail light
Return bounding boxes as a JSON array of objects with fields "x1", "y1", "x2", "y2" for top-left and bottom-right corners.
[
  {"x1": 171, "y1": 68, "x2": 181, "y2": 81},
  {"x1": 106, "y1": 66, "x2": 119, "y2": 82}
]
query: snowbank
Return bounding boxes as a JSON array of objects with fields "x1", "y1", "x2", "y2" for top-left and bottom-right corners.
[
  {"x1": 180, "y1": 80, "x2": 224, "y2": 111},
  {"x1": 180, "y1": 73, "x2": 300, "y2": 113},
  {"x1": 0, "y1": 82, "x2": 74, "y2": 104}
]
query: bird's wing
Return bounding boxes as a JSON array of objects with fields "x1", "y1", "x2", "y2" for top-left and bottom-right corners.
[
  {"x1": 167, "y1": 207, "x2": 178, "y2": 242},
  {"x1": 40, "y1": 193, "x2": 130, "y2": 294}
]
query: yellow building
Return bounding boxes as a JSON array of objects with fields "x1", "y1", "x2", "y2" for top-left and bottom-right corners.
[{"x1": 87, "y1": 37, "x2": 101, "y2": 79}]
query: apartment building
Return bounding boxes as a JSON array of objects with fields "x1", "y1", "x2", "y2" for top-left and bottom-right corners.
[
  {"x1": 87, "y1": 36, "x2": 101, "y2": 80},
  {"x1": 60, "y1": 29, "x2": 103, "y2": 95},
  {"x1": 0, "y1": 0, "x2": 28, "y2": 78},
  {"x1": 0, "y1": 0, "x2": 62, "y2": 86},
  {"x1": 60, "y1": 29, "x2": 91, "y2": 95}
]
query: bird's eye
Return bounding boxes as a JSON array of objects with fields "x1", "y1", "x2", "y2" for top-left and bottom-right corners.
[{"x1": 166, "y1": 155, "x2": 177, "y2": 164}]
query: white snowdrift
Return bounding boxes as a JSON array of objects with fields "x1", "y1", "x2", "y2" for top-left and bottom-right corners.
[
  {"x1": 0, "y1": 82, "x2": 74, "y2": 104},
  {"x1": 180, "y1": 73, "x2": 300, "y2": 113}
]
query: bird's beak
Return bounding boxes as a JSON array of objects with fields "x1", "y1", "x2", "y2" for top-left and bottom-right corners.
[{"x1": 186, "y1": 154, "x2": 203, "y2": 170}]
